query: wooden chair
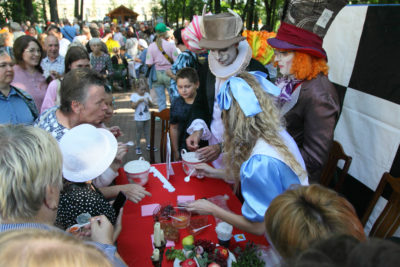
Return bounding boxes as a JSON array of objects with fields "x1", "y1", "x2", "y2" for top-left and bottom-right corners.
[
  {"x1": 361, "y1": 172, "x2": 400, "y2": 238},
  {"x1": 319, "y1": 140, "x2": 352, "y2": 192},
  {"x1": 150, "y1": 109, "x2": 170, "y2": 164}
]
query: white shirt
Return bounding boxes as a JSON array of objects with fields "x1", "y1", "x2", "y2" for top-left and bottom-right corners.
[
  {"x1": 131, "y1": 92, "x2": 152, "y2": 121},
  {"x1": 59, "y1": 38, "x2": 71, "y2": 57}
]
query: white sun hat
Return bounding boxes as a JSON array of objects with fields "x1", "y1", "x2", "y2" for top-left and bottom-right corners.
[{"x1": 59, "y1": 124, "x2": 118, "y2": 183}]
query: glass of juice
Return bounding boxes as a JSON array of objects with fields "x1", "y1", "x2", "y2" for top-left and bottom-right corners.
[{"x1": 171, "y1": 208, "x2": 191, "y2": 229}]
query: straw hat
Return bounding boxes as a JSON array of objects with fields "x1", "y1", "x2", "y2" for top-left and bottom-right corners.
[
  {"x1": 59, "y1": 124, "x2": 117, "y2": 183},
  {"x1": 199, "y1": 6, "x2": 245, "y2": 50}
]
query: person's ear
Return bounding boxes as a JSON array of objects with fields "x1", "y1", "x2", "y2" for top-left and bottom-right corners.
[
  {"x1": 195, "y1": 81, "x2": 200, "y2": 89},
  {"x1": 71, "y1": 100, "x2": 82, "y2": 114},
  {"x1": 44, "y1": 185, "x2": 59, "y2": 211}
]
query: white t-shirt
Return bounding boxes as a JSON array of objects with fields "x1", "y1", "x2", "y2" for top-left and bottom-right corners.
[{"x1": 130, "y1": 92, "x2": 151, "y2": 121}]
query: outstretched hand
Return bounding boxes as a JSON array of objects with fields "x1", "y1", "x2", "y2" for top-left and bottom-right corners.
[
  {"x1": 121, "y1": 184, "x2": 152, "y2": 203},
  {"x1": 185, "y1": 199, "x2": 216, "y2": 215}
]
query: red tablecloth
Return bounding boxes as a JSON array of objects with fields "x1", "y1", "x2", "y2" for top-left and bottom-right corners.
[{"x1": 116, "y1": 162, "x2": 269, "y2": 266}]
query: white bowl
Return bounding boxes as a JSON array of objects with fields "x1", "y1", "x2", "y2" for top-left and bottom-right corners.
[
  {"x1": 124, "y1": 157, "x2": 150, "y2": 186},
  {"x1": 181, "y1": 149, "x2": 203, "y2": 178}
]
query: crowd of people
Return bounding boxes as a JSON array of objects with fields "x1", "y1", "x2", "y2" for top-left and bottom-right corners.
[{"x1": 0, "y1": 2, "x2": 399, "y2": 266}]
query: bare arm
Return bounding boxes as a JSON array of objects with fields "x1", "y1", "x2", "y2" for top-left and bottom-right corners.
[
  {"x1": 130, "y1": 98, "x2": 143, "y2": 109},
  {"x1": 170, "y1": 123, "x2": 180, "y2": 161},
  {"x1": 194, "y1": 163, "x2": 227, "y2": 180},
  {"x1": 166, "y1": 69, "x2": 176, "y2": 80},
  {"x1": 186, "y1": 199, "x2": 265, "y2": 236},
  {"x1": 99, "y1": 184, "x2": 151, "y2": 203}
]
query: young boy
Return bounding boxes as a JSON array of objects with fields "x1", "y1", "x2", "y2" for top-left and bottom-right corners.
[
  {"x1": 170, "y1": 67, "x2": 199, "y2": 160},
  {"x1": 130, "y1": 78, "x2": 157, "y2": 155}
]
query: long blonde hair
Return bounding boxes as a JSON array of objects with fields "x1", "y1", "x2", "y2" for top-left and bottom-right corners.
[{"x1": 222, "y1": 72, "x2": 306, "y2": 188}]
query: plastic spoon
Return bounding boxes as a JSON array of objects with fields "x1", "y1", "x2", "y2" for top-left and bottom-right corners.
[
  {"x1": 168, "y1": 215, "x2": 183, "y2": 222},
  {"x1": 124, "y1": 141, "x2": 134, "y2": 146},
  {"x1": 193, "y1": 224, "x2": 212, "y2": 233},
  {"x1": 184, "y1": 169, "x2": 195, "y2": 182}
]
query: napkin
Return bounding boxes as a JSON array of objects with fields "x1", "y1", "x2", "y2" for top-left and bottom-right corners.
[
  {"x1": 151, "y1": 234, "x2": 175, "y2": 248},
  {"x1": 141, "y1": 204, "x2": 160, "y2": 217},
  {"x1": 177, "y1": 195, "x2": 195, "y2": 204}
]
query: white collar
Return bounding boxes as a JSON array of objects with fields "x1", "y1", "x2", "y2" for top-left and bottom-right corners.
[
  {"x1": 208, "y1": 40, "x2": 252, "y2": 79},
  {"x1": 45, "y1": 55, "x2": 62, "y2": 63}
]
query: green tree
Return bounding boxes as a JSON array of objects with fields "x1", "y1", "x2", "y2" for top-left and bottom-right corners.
[
  {"x1": 49, "y1": 0, "x2": 59, "y2": 22},
  {"x1": 215, "y1": 0, "x2": 221, "y2": 13},
  {"x1": 41, "y1": 0, "x2": 48, "y2": 22},
  {"x1": 74, "y1": 0, "x2": 79, "y2": 19},
  {"x1": 0, "y1": 1, "x2": 25, "y2": 24}
]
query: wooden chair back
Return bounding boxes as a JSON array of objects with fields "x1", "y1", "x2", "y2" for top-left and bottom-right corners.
[
  {"x1": 361, "y1": 172, "x2": 400, "y2": 238},
  {"x1": 320, "y1": 140, "x2": 352, "y2": 192},
  {"x1": 150, "y1": 109, "x2": 170, "y2": 164}
]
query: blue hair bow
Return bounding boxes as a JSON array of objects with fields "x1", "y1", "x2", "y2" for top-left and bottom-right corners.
[{"x1": 217, "y1": 71, "x2": 281, "y2": 117}]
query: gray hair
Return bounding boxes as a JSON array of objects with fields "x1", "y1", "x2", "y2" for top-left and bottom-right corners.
[
  {"x1": 59, "y1": 68, "x2": 105, "y2": 113},
  {"x1": 89, "y1": 37, "x2": 102, "y2": 46}
]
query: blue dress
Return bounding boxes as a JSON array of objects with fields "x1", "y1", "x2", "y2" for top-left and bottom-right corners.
[{"x1": 240, "y1": 132, "x2": 309, "y2": 222}]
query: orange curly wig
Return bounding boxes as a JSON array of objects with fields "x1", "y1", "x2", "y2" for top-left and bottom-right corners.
[{"x1": 274, "y1": 51, "x2": 329, "y2": 80}]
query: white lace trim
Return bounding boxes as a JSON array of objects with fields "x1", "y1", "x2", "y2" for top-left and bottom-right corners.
[{"x1": 208, "y1": 40, "x2": 252, "y2": 79}]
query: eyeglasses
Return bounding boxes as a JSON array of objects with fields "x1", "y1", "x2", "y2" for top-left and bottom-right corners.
[{"x1": 24, "y1": 49, "x2": 41, "y2": 55}]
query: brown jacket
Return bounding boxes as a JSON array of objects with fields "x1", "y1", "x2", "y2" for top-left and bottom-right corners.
[{"x1": 285, "y1": 74, "x2": 340, "y2": 183}]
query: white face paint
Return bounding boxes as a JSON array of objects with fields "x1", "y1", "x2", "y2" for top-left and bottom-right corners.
[
  {"x1": 274, "y1": 50, "x2": 295, "y2": 76},
  {"x1": 210, "y1": 45, "x2": 238, "y2": 66}
]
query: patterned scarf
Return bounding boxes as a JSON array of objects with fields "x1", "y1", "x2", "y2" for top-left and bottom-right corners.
[{"x1": 275, "y1": 76, "x2": 302, "y2": 106}]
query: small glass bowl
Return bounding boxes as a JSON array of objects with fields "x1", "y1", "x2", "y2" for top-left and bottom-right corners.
[
  {"x1": 188, "y1": 215, "x2": 209, "y2": 235},
  {"x1": 171, "y1": 207, "x2": 191, "y2": 229},
  {"x1": 152, "y1": 203, "x2": 175, "y2": 222},
  {"x1": 160, "y1": 220, "x2": 180, "y2": 242}
]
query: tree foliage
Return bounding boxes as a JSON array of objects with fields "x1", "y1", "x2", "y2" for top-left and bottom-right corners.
[
  {"x1": 0, "y1": 0, "x2": 54, "y2": 24},
  {"x1": 151, "y1": 0, "x2": 399, "y2": 32}
]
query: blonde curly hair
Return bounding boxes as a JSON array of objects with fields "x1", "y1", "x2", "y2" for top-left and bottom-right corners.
[{"x1": 222, "y1": 72, "x2": 307, "y2": 190}]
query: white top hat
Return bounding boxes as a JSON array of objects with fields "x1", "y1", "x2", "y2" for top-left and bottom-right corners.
[{"x1": 59, "y1": 124, "x2": 118, "y2": 183}]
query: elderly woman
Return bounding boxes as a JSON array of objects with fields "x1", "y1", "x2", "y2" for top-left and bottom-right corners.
[
  {"x1": 146, "y1": 23, "x2": 179, "y2": 111},
  {"x1": 35, "y1": 68, "x2": 151, "y2": 201},
  {"x1": 89, "y1": 38, "x2": 113, "y2": 79},
  {"x1": 186, "y1": 72, "x2": 308, "y2": 235},
  {"x1": 0, "y1": 124, "x2": 125, "y2": 266},
  {"x1": 41, "y1": 46, "x2": 91, "y2": 112},
  {"x1": 11, "y1": 35, "x2": 48, "y2": 110},
  {"x1": 56, "y1": 124, "x2": 119, "y2": 230},
  {"x1": 0, "y1": 49, "x2": 38, "y2": 124}
]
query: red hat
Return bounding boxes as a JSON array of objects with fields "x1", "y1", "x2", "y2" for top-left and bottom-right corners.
[{"x1": 267, "y1": 22, "x2": 327, "y2": 58}]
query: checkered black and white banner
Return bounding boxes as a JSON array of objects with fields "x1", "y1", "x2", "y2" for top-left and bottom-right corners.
[{"x1": 323, "y1": 4, "x2": 400, "y2": 234}]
